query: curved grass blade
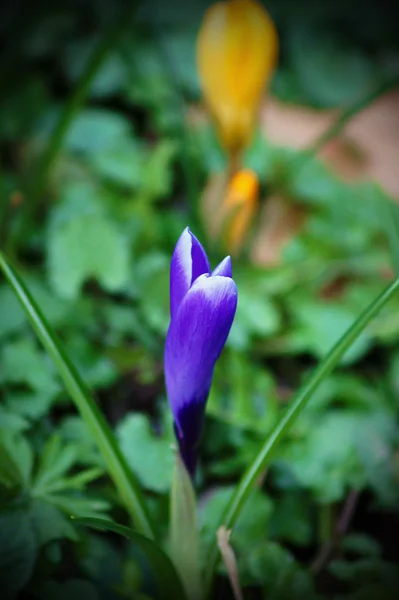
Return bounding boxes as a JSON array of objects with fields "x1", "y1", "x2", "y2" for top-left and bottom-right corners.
[
  {"x1": 204, "y1": 276, "x2": 399, "y2": 596},
  {"x1": 73, "y1": 517, "x2": 188, "y2": 600},
  {"x1": 0, "y1": 251, "x2": 155, "y2": 539}
]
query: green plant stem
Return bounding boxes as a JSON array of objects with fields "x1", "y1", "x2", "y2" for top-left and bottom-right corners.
[
  {"x1": 382, "y1": 199, "x2": 399, "y2": 275},
  {"x1": 204, "y1": 276, "x2": 399, "y2": 597},
  {"x1": 0, "y1": 251, "x2": 155, "y2": 539},
  {"x1": 318, "y1": 503, "x2": 333, "y2": 545},
  {"x1": 13, "y1": 23, "x2": 122, "y2": 249},
  {"x1": 308, "y1": 76, "x2": 399, "y2": 157}
]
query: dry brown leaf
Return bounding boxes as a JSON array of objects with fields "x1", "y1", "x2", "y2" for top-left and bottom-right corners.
[
  {"x1": 250, "y1": 194, "x2": 306, "y2": 266},
  {"x1": 344, "y1": 89, "x2": 399, "y2": 199},
  {"x1": 261, "y1": 91, "x2": 399, "y2": 200},
  {"x1": 217, "y1": 526, "x2": 243, "y2": 600},
  {"x1": 261, "y1": 98, "x2": 337, "y2": 149}
]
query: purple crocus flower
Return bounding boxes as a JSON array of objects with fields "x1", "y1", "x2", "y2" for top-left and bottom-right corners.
[{"x1": 164, "y1": 227, "x2": 238, "y2": 475}]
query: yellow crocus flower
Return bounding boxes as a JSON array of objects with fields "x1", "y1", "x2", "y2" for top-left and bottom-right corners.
[
  {"x1": 197, "y1": 0, "x2": 278, "y2": 157},
  {"x1": 220, "y1": 168, "x2": 259, "y2": 254}
]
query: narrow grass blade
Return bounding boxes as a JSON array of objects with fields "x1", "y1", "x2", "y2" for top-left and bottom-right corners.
[
  {"x1": 308, "y1": 76, "x2": 399, "y2": 157},
  {"x1": 204, "y1": 276, "x2": 399, "y2": 596},
  {"x1": 0, "y1": 251, "x2": 155, "y2": 539},
  {"x1": 73, "y1": 517, "x2": 188, "y2": 600}
]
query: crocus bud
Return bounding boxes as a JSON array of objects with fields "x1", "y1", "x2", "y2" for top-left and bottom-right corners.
[
  {"x1": 220, "y1": 168, "x2": 259, "y2": 255},
  {"x1": 164, "y1": 227, "x2": 238, "y2": 475},
  {"x1": 197, "y1": 0, "x2": 278, "y2": 156}
]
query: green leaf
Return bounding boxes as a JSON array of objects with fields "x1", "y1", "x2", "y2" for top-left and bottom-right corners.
[
  {"x1": 140, "y1": 140, "x2": 177, "y2": 201},
  {"x1": 204, "y1": 277, "x2": 399, "y2": 595},
  {"x1": 89, "y1": 140, "x2": 144, "y2": 188},
  {"x1": 170, "y1": 453, "x2": 201, "y2": 600},
  {"x1": 0, "y1": 511, "x2": 37, "y2": 600},
  {"x1": 80, "y1": 534, "x2": 124, "y2": 597},
  {"x1": 45, "y1": 494, "x2": 110, "y2": 518},
  {"x1": 32, "y1": 435, "x2": 79, "y2": 495},
  {"x1": 0, "y1": 430, "x2": 33, "y2": 489},
  {"x1": 342, "y1": 534, "x2": 382, "y2": 559},
  {"x1": 329, "y1": 557, "x2": 399, "y2": 595},
  {"x1": 5, "y1": 389, "x2": 55, "y2": 421},
  {"x1": 248, "y1": 542, "x2": 317, "y2": 600},
  {"x1": 63, "y1": 332, "x2": 117, "y2": 388},
  {"x1": 73, "y1": 517, "x2": 188, "y2": 600},
  {"x1": 64, "y1": 38, "x2": 126, "y2": 98},
  {"x1": 0, "y1": 286, "x2": 27, "y2": 338},
  {"x1": 229, "y1": 291, "x2": 281, "y2": 350},
  {"x1": 0, "y1": 337, "x2": 59, "y2": 394},
  {"x1": 117, "y1": 413, "x2": 174, "y2": 493},
  {"x1": 280, "y1": 411, "x2": 366, "y2": 502},
  {"x1": 268, "y1": 492, "x2": 312, "y2": 546},
  {"x1": 288, "y1": 301, "x2": 372, "y2": 364},
  {"x1": 30, "y1": 499, "x2": 78, "y2": 546},
  {"x1": 135, "y1": 253, "x2": 170, "y2": 334},
  {"x1": 48, "y1": 214, "x2": 130, "y2": 299},
  {"x1": 40, "y1": 579, "x2": 100, "y2": 600},
  {"x1": 208, "y1": 351, "x2": 278, "y2": 434},
  {"x1": 64, "y1": 108, "x2": 132, "y2": 154},
  {"x1": 0, "y1": 406, "x2": 29, "y2": 434},
  {"x1": 58, "y1": 417, "x2": 102, "y2": 468},
  {"x1": 0, "y1": 251, "x2": 155, "y2": 539},
  {"x1": 290, "y1": 26, "x2": 377, "y2": 107}
]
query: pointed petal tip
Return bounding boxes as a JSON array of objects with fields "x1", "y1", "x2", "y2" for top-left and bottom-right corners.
[
  {"x1": 170, "y1": 228, "x2": 211, "y2": 318},
  {"x1": 212, "y1": 255, "x2": 233, "y2": 278}
]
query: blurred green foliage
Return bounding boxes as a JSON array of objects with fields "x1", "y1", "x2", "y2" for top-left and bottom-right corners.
[{"x1": 1, "y1": 0, "x2": 399, "y2": 598}]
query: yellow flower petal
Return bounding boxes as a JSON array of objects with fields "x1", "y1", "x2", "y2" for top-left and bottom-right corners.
[
  {"x1": 221, "y1": 168, "x2": 259, "y2": 254},
  {"x1": 197, "y1": 0, "x2": 278, "y2": 156}
]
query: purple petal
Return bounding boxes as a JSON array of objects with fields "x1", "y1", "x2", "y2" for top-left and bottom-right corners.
[
  {"x1": 170, "y1": 227, "x2": 210, "y2": 318},
  {"x1": 164, "y1": 274, "x2": 238, "y2": 468},
  {"x1": 212, "y1": 256, "x2": 233, "y2": 278}
]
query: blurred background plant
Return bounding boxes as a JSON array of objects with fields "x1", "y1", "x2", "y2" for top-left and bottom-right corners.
[{"x1": 1, "y1": 0, "x2": 399, "y2": 598}]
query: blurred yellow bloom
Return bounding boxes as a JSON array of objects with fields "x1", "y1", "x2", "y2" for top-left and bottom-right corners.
[
  {"x1": 220, "y1": 168, "x2": 259, "y2": 254},
  {"x1": 197, "y1": 0, "x2": 278, "y2": 156}
]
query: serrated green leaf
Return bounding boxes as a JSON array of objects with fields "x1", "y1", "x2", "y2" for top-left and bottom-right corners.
[
  {"x1": 32, "y1": 435, "x2": 78, "y2": 494},
  {"x1": 48, "y1": 214, "x2": 130, "y2": 299},
  {"x1": 0, "y1": 251, "x2": 154, "y2": 538},
  {"x1": 0, "y1": 430, "x2": 33, "y2": 489}
]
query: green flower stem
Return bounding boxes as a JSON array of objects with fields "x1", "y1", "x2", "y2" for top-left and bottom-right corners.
[
  {"x1": 0, "y1": 251, "x2": 155, "y2": 539},
  {"x1": 204, "y1": 276, "x2": 399, "y2": 597}
]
